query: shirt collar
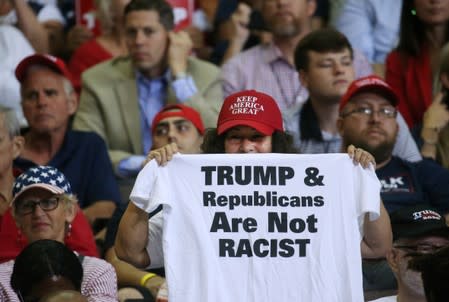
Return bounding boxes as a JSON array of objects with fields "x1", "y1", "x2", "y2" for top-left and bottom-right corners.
[
  {"x1": 263, "y1": 42, "x2": 286, "y2": 64},
  {"x1": 136, "y1": 69, "x2": 170, "y2": 85}
]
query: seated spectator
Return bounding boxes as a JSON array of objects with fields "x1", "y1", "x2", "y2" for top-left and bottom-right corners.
[
  {"x1": 386, "y1": 0, "x2": 449, "y2": 128},
  {"x1": 10, "y1": 239, "x2": 84, "y2": 301},
  {"x1": 338, "y1": 76, "x2": 449, "y2": 216},
  {"x1": 73, "y1": 0, "x2": 223, "y2": 178},
  {"x1": 68, "y1": 0, "x2": 130, "y2": 93},
  {"x1": 338, "y1": 75, "x2": 449, "y2": 291},
  {"x1": 221, "y1": 0, "x2": 373, "y2": 113},
  {"x1": 285, "y1": 28, "x2": 421, "y2": 162},
  {"x1": 0, "y1": 165, "x2": 118, "y2": 301},
  {"x1": 0, "y1": 0, "x2": 65, "y2": 54},
  {"x1": 104, "y1": 104, "x2": 206, "y2": 300},
  {"x1": 0, "y1": 24, "x2": 34, "y2": 127},
  {"x1": 14, "y1": 54, "x2": 121, "y2": 226},
  {"x1": 408, "y1": 245, "x2": 449, "y2": 302},
  {"x1": 369, "y1": 204, "x2": 449, "y2": 302},
  {"x1": 0, "y1": 106, "x2": 98, "y2": 262},
  {"x1": 150, "y1": 104, "x2": 204, "y2": 152}
]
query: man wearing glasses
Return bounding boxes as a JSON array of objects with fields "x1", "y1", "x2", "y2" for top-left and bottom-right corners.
[
  {"x1": 370, "y1": 204, "x2": 449, "y2": 302},
  {"x1": 337, "y1": 75, "x2": 449, "y2": 292}
]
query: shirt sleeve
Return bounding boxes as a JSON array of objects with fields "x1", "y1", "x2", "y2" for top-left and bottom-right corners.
[
  {"x1": 130, "y1": 160, "x2": 160, "y2": 213},
  {"x1": 333, "y1": 0, "x2": 375, "y2": 62},
  {"x1": 171, "y1": 75, "x2": 198, "y2": 102},
  {"x1": 82, "y1": 257, "x2": 118, "y2": 302},
  {"x1": 117, "y1": 155, "x2": 146, "y2": 178}
]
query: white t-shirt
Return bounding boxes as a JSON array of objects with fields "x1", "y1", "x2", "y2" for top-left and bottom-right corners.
[{"x1": 131, "y1": 153, "x2": 381, "y2": 302}]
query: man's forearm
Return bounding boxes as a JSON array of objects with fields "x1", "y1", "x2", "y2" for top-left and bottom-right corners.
[
  {"x1": 115, "y1": 202, "x2": 151, "y2": 268},
  {"x1": 362, "y1": 201, "x2": 392, "y2": 259},
  {"x1": 13, "y1": 0, "x2": 49, "y2": 53}
]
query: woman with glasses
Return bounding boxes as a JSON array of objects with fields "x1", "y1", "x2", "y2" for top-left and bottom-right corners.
[{"x1": 0, "y1": 166, "x2": 118, "y2": 302}]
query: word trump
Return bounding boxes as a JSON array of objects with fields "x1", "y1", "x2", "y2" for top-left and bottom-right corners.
[{"x1": 201, "y1": 166, "x2": 295, "y2": 186}]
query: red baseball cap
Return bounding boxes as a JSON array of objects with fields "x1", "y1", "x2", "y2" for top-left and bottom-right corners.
[
  {"x1": 15, "y1": 54, "x2": 73, "y2": 83},
  {"x1": 217, "y1": 90, "x2": 284, "y2": 135},
  {"x1": 151, "y1": 104, "x2": 205, "y2": 135},
  {"x1": 339, "y1": 75, "x2": 399, "y2": 112}
]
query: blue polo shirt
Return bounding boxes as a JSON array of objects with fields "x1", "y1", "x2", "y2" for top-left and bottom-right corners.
[{"x1": 14, "y1": 130, "x2": 121, "y2": 208}]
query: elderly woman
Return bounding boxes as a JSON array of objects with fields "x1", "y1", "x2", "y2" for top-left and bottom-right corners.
[{"x1": 0, "y1": 165, "x2": 118, "y2": 302}]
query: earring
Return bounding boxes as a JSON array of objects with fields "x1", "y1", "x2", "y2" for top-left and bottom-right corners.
[
  {"x1": 66, "y1": 223, "x2": 72, "y2": 238},
  {"x1": 16, "y1": 229, "x2": 25, "y2": 247}
]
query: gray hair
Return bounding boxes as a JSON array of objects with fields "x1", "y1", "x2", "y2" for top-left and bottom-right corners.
[
  {"x1": 0, "y1": 105, "x2": 21, "y2": 138},
  {"x1": 20, "y1": 65, "x2": 74, "y2": 99}
]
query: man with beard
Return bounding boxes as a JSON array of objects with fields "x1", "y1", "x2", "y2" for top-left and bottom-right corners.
[
  {"x1": 338, "y1": 75, "x2": 449, "y2": 292},
  {"x1": 370, "y1": 204, "x2": 449, "y2": 302},
  {"x1": 284, "y1": 28, "x2": 420, "y2": 162},
  {"x1": 338, "y1": 75, "x2": 449, "y2": 217},
  {"x1": 220, "y1": 0, "x2": 373, "y2": 113}
]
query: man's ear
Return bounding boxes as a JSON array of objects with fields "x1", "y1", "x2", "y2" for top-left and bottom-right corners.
[
  {"x1": 13, "y1": 136, "x2": 25, "y2": 159},
  {"x1": 307, "y1": 0, "x2": 317, "y2": 17},
  {"x1": 441, "y1": 72, "x2": 449, "y2": 89},
  {"x1": 67, "y1": 91, "x2": 78, "y2": 116}
]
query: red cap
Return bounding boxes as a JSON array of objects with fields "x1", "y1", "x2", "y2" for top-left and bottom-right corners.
[
  {"x1": 217, "y1": 90, "x2": 284, "y2": 135},
  {"x1": 15, "y1": 54, "x2": 73, "y2": 83},
  {"x1": 339, "y1": 75, "x2": 399, "y2": 112},
  {"x1": 151, "y1": 104, "x2": 205, "y2": 135}
]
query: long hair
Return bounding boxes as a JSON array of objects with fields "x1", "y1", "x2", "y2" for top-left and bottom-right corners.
[
  {"x1": 201, "y1": 129, "x2": 297, "y2": 153},
  {"x1": 397, "y1": 1, "x2": 449, "y2": 57}
]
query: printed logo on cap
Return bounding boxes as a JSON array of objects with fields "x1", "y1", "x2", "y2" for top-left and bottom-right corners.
[
  {"x1": 228, "y1": 95, "x2": 265, "y2": 116},
  {"x1": 355, "y1": 76, "x2": 389, "y2": 89},
  {"x1": 413, "y1": 210, "x2": 442, "y2": 221}
]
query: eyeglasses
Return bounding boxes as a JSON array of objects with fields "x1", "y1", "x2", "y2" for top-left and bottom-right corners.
[
  {"x1": 394, "y1": 243, "x2": 448, "y2": 255},
  {"x1": 340, "y1": 107, "x2": 397, "y2": 119},
  {"x1": 15, "y1": 197, "x2": 60, "y2": 215}
]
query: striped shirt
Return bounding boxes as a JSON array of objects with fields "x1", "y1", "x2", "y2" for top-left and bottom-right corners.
[
  {"x1": 0, "y1": 253, "x2": 118, "y2": 302},
  {"x1": 221, "y1": 42, "x2": 373, "y2": 113}
]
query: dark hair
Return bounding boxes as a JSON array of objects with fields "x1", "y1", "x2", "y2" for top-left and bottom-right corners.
[
  {"x1": 124, "y1": 0, "x2": 174, "y2": 30},
  {"x1": 397, "y1": 1, "x2": 449, "y2": 57},
  {"x1": 408, "y1": 245, "x2": 449, "y2": 302},
  {"x1": 201, "y1": 129, "x2": 297, "y2": 153},
  {"x1": 11, "y1": 240, "x2": 83, "y2": 300},
  {"x1": 294, "y1": 28, "x2": 353, "y2": 71}
]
